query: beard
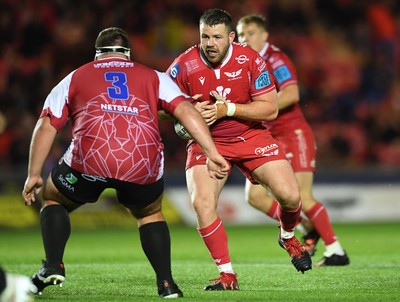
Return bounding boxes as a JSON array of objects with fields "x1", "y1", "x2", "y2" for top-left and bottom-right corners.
[{"x1": 203, "y1": 45, "x2": 229, "y2": 66}]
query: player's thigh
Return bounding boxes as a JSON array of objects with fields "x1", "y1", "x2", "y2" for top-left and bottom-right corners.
[
  {"x1": 116, "y1": 178, "x2": 164, "y2": 218},
  {"x1": 245, "y1": 179, "x2": 273, "y2": 204},
  {"x1": 186, "y1": 164, "x2": 227, "y2": 210},
  {"x1": 295, "y1": 171, "x2": 317, "y2": 211},
  {"x1": 129, "y1": 194, "x2": 164, "y2": 223},
  {"x1": 42, "y1": 174, "x2": 82, "y2": 212},
  {"x1": 251, "y1": 159, "x2": 299, "y2": 207}
]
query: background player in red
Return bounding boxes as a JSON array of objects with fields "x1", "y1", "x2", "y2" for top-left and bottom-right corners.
[
  {"x1": 165, "y1": 8, "x2": 312, "y2": 290},
  {"x1": 236, "y1": 14, "x2": 350, "y2": 266},
  {"x1": 22, "y1": 27, "x2": 229, "y2": 298}
]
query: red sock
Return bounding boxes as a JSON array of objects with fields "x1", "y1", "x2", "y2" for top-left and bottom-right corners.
[
  {"x1": 277, "y1": 201, "x2": 302, "y2": 232},
  {"x1": 305, "y1": 202, "x2": 337, "y2": 245},
  {"x1": 197, "y1": 217, "x2": 230, "y2": 265},
  {"x1": 267, "y1": 200, "x2": 279, "y2": 220},
  {"x1": 268, "y1": 200, "x2": 303, "y2": 225}
]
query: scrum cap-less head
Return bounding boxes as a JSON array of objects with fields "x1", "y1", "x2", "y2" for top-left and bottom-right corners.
[{"x1": 95, "y1": 27, "x2": 131, "y2": 59}]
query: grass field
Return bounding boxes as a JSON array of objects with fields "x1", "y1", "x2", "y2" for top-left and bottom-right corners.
[{"x1": 1, "y1": 222, "x2": 399, "y2": 301}]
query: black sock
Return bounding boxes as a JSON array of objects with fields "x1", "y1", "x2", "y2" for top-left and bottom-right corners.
[
  {"x1": 40, "y1": 205, "x2": 71, "y2": 266},
  {"x1": 0, "y1": 267, "x2": 6, "y2": 293},
  {"x1": 139, "y1": 221, "x2": 173, "y2": 282}
]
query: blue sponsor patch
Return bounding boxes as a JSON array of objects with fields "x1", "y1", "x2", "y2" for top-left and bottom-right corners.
[
  {"x1": 169, "y1": 63, "x2": 180, "y2": 79},
  {"x1": 255, "y1": 70, "x2": 271, "y2": 90},
  {"x1": 273, "y1": 65, "x2": 292, "y2": 84}
]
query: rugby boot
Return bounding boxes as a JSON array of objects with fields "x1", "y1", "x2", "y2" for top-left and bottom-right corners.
[
  {"x1": 278, "y1": 235, "x2": 312, "y2": 273},
  {"x1": 204, "y1": 272, "x2": 239, "y2": 291},
  {"x1": 302, "y1": 228, "x2": 320, "y2": 256},
  {"x1": 157, "y1": 280, "x2": 183, "y2": 298},
  {"x1": 315, "y1": 252, "x2": 350, "y2": 267},
  {"x1": 31, "y1": 260, "x2": 65, "y2": 295}
]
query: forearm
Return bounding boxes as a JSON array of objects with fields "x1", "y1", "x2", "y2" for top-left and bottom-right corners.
[
  {"x1": 173, "y1": 102, "x2": 219, "y2": 158},
  {"x1": 28, "y1": 117, "x2": 57, "y2": 176},
  {"x1": 234, "y1": 99, "x2": 278, "y2": 121},
  {"x1": 214, "y1": 89, "x2": 278, "y2": 122},
  {"x1": 277, "y1": 84, "x2": 299, "y2": 110}
]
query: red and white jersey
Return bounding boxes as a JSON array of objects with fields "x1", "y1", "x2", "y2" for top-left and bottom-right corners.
[
  {"x1": 166, "y1": 42, "x2": 275, "y2": 139},
  {"x1": 40, "y1": 57, "x2": 190, "y2": 184},
  {"x1": 259, "y1": 43, "x2": 310, "y2": 136}
]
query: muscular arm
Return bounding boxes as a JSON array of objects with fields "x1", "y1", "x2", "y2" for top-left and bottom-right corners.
[
  {"x1": 28, "y1": 116, "x2": 57, "y2": 176},
  {"x1": 22, "y1": 116, "x2": 57, "y2": 205},
  {"x1": 213, "y1": 89, "x2": 279, "y2": 122},
  {"x1": 277, "y1": 84, "x2": 299, "y2": 110}
]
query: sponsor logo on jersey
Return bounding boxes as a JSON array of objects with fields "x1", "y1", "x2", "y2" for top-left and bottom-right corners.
[
  {"x1": 199, "y1": 76, "x2": 205, "y2": 85},
  {"x1": 184, "y1": 59, "x2": 199, "y2": 73},
  {"x1": 255, "y1": 143, "x2": 279, "y2": 157},
  {"x1": 255, "y1": 70, "x2": 271, "y2": 90},
  {"x1": 169, "y1": 63, "x2": 180, "y2": 79},
  {"x1": 191, "y1": 60, "x2": 199, "y2": 69},
  {"x1": 94, "y1": 61, "x2": 134, "y2": 68},
  {"x1": 58, "y1": 174, "x2": 76, "y2": 192},
  {"x1": 224, "y1": 69, "x2": 242, "y2": 81},
  {"x1": 235, "y1": 54, "x2": 249, "y2": 64},
  {"x1": 273, "y1": 65, "x2": 291, "y2": 84},
  {"x1": 270, "y1": 59, "x2": 285, "y2": 69},
  {"x1": 100, "y1": 103, "x2": 139, "y2": 116},
  {"x1": 257, "y1": 60, "x2": 267, "y2": 72}
]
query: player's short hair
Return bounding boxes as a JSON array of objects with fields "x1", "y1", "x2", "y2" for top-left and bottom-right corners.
[
  {"x1": 95, "y1": 27, "x2": 131, "y2": 58},
  {"x1": 200, "y1": 8, "x2": 233, "y2": 32},
  {"x1": 237, "y1": 15, "x2": 268, "y2": 31}
]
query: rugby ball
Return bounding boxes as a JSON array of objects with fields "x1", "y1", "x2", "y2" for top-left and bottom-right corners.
[{"x1": 174, "y1": 120, "x2": 192, "y2": 140}]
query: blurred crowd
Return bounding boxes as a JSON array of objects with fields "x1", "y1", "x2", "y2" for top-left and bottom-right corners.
[{"x1": 0, "y1": 0, "x2": 399, "y2": 185}]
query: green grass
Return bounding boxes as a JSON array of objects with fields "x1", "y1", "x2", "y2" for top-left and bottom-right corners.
[{"x1": 1, "y1": 223, "x2": 399, "y2": 301}]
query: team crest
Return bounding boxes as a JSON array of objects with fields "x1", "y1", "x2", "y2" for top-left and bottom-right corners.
[{"x1": 224, "y1": 69, "x2": 242, "y2": 79}]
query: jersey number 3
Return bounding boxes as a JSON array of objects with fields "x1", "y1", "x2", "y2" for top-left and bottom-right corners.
[{"x1": 104, "y1": 72, "x2": 129, "y2": 100}]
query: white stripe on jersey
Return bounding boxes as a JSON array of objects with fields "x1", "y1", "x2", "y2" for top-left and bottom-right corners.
[
  {"x1": 156, "y1": 71, "x2": 190, "y2": 102},
  {"x1": 42, "y1": 70, "x2": 75, "y2": 118}
]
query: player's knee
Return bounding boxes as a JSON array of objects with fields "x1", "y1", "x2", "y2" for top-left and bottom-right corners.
[
  {"x1": 192, "y1": 195, "x2": 217, "y2": 216},
  {"x1": 246, "y1": 192, "x2": 263, "y2": 208},
  {"x1": 128, "y1": 198, "x2": 162, "y2": 219},
  {"x1": 277, "y1": 190, "x2": 300, "y2": 210}
]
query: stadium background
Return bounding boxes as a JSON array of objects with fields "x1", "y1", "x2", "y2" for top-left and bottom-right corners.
[{"x1": 0, "y1": 0, "x2": 399, "y2": 228}]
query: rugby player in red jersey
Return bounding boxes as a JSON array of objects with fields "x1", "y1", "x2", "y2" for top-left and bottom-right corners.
[
  {"x1": 165, "y1": 8, "x2": 312, "y2": 290},
  {"x1": 237, "y1": 14, "x2": 349, "y2": 267},
  {"x1": 22, "y1": 27, "x2": 229, "y2": 298}
]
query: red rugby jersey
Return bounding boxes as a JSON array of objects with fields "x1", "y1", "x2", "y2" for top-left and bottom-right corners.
[
  {"x1": 166, "y1": 42, "x2": 276, "y2": 139},
  {"x1": 260, "y1": 43, "x2": 309, "y2": 136},
  {"x1": 40, "y1": 57, "x2": 189, "y2": 184}
]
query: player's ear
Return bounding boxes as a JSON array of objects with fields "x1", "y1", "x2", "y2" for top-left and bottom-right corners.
[
  {"x1": 229, "y1": 31, "x2": 235, "y2": 43},
  {"x1": 263, "y1": 31, "x2": 269, "y2": 42}
]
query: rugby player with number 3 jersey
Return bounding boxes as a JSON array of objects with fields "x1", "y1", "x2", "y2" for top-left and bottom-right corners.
[
  {"x1": 165, "y1": 8, "x2": 312, "y2": 291},
  {"x1": 22, "y1": 27, "x2": 229, "y2": 298}
]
